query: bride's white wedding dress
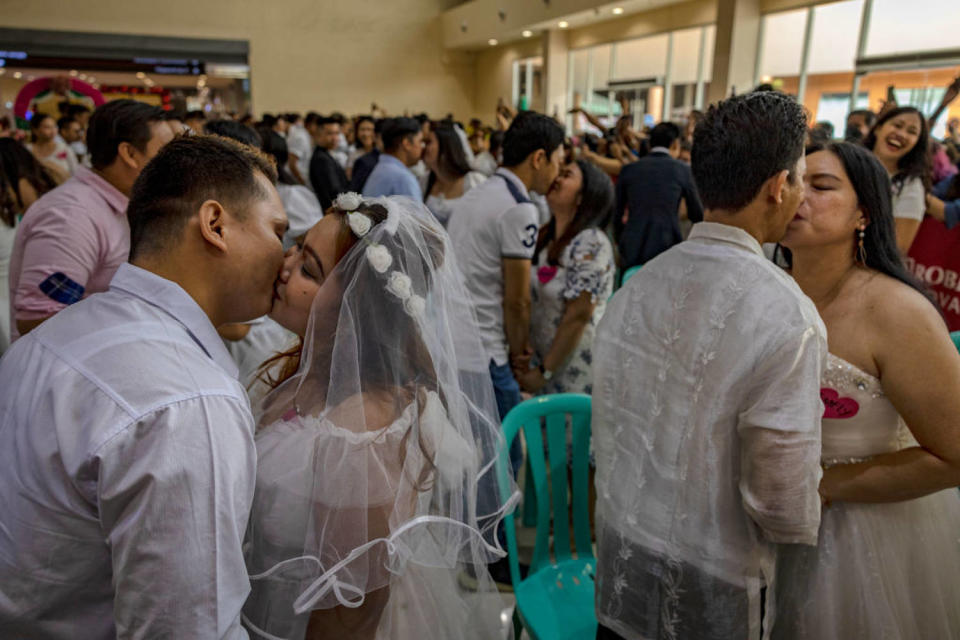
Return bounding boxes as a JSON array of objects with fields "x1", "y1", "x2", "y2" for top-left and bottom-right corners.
[{"x1": 773, "y1": 353, "x2": 960, "y2": 639}]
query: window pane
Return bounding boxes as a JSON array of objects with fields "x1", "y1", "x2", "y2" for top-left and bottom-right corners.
[
  {"x1": 571, "y1": 48, "x2": 589, "y2": 105},
  {"x1": 612, "y1": 34, "x2": 669, "y2": 81},
  {"x1": 866, "y1": 0, "x2": 960, "y2": 56},
  {"x1": 702, "y1": 25, "x2": 715, "y2": 82},
  {"x1": 759, "y1": 9, "x2": 807, "y2": 78},
  {"x1": 593, "y1": 44, "x2": 612, "y2": 92},
  {"x1": 808, "y1": 0, "x2": 862, "y2": 74},
  {"x1": 670, "y1": 27, "x2": 702, "y2": 84}
]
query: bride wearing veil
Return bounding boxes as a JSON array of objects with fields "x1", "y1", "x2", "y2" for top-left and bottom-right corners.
[{"x1": 242, "y1": 193, "x2": 517, "y2": 639}]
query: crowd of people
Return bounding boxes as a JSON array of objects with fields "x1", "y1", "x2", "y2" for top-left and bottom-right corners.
[{"x1": 0, "y1": 74, "x2": 959, "y2": 640}]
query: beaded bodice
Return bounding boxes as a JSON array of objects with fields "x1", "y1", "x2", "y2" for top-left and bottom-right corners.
[{"x1": 820, "y1": 353, "x2": 914, "y2": 464}]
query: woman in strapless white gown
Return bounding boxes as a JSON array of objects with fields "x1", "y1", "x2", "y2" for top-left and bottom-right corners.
[{"x1": 774, "y1": 142, "x2": 960, "y2": 639}]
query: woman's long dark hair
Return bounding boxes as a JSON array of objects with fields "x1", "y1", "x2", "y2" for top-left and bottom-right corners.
[
  {"x1": 257, "y1": 128, "x2": 297, "y2": 186},
  {"x1": 534, "y1": 159, "x2": 615, "y2": 266},
  {"x1": 423, "y1": 122, "x2": 472, "y2": 202},
  {"x1": 779, "y1": 141, "x2": 935, "y2": 308},
  {"x1": 863, "y1": 106, "x2": 932, "y2": 192},
  {"x1": 0, "y1": 138, "x2": 57, "y2": 227}
]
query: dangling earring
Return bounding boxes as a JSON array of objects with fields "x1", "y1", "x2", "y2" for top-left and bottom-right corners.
[{"x1": 857, "y1": 227, "x2": 867, "y2": 264}]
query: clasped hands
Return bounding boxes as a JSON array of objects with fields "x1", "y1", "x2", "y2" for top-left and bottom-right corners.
[{"x1": 511, "y1": 347, "x2": 547, "y2": 393}]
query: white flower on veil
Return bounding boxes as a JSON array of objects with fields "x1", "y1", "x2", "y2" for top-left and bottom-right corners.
[
  {"x1": 403, "y1": 294, "x2": 426, "y2": 319},
  {"x1": 365, "y1": 244, "x2": 393, "y2": 273},
  {"x1": 347, "y1": 212, "x2": 372, "y2": 237},
  {"x1": 334, "y1": 191, "x2": 363, "y2": 212},
  {"x1": 386, "y1": 271, "x2": 413, "y2": 300}
]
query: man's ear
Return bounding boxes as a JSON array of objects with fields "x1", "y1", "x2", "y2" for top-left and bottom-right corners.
[
  {"x1": 530, "y1": 148, "x2": 546, "y2": 171},
  {"x1": 766, "y1": 169, "x2": 790, "y2": 204},
  {"x1": 197, "y1": 200, "x2": 229, "y2": 253},
  {"x1": 115, "y1": 141, "x2": 140, "y2": 171}
]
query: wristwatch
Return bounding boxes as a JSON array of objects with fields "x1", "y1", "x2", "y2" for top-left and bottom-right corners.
[{"x1": 538, "y1": 364, "x2": 554, "y2": 381}]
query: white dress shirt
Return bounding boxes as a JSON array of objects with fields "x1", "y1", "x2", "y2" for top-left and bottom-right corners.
[
  {"x1": 0, "y1": 263, "x2": 255, "y2": 640},
  {"x1": 593, "y1": 222, "x2": 826, "y2": 640}
]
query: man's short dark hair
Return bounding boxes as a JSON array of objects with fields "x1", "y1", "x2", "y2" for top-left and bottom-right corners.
[
  {"x1": 86, "y1": 99, "x2": 167, "y2": 170},
  {"x1": 65, "y1": 104, "x2": 91, "y2": 118},
  {"x1": 185, "y1": 110, "x2": 206, "y2": 122},
  {"x1": 316, "y1": 115, "x2": 339, "y2": 127},
  {"x1": 282, "y1": 113, "x2": 301, "y2": 124},
  {"x1": 691, "y1": 92, "x2": 807, "y2": 211},
  {"x1": 57, "y1": 116, "x2": 77, "y2": 131},
  {"x1": 203, "y1": 119, "x2": 261, "y2": 147},
  {"x1": 501, "y1": 112, "x2": 565, "y2": 167},
  {"x1": 127, "y1": 135, "x2": 278, "y2": 260},
  {"x1": 305, "y1": 112, "x2": 320, "y2": 127},
  {"x1": 649, "y1": 122, "x2": 681, "y2": 149},
  {"x1": 381, "y1": 117, "x2": 421, "y2": 153},
  {"x1": 848, "y1": 109, "x2": 876, "y2": 127}
]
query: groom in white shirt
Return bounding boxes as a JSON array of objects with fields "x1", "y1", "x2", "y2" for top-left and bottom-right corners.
[
  {"x1": 0, "y1": 136, "x2": 288, "y2": 639},
  {"x1": 593, "y1": 91, "x2": 827, "y2": 640}
]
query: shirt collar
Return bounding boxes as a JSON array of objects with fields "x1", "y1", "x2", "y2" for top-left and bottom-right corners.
[
  {"x1": 109, "y1": 263, "x2": 240, "y2": 379},
  {"x1": 495, "y1": 167, "x2": 532, "y2": 200},
  {"x1": 687, "y1": 221, "x2": 765, "y2": 258},
  {"x1": 73, "y1": 166, "x2": 128, "y2": 215},
  {"x1": 381, "y1": 153, "x2": 409, "y2": 170},
  {"x1": 650, "y1": 147, "x2": 672, "y2": 155}
]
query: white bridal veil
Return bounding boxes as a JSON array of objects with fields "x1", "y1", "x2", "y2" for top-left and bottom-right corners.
[{"x1": 242, "y1": 195, "x2": 519, "y2": 639}]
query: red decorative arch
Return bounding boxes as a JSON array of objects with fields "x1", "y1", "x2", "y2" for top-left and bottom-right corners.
[{"x1": 13, "y1": 78, "x2": 105, "y2": 127}]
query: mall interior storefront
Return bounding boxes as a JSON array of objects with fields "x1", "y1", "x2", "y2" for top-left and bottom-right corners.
[{"x1": 491, "y1": 0, "x2": 960, "y2": 137}]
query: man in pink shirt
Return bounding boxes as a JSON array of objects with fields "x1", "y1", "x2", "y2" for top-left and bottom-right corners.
[{"x1": 9, "y1": 99, "x2": 173, "y2": 340}]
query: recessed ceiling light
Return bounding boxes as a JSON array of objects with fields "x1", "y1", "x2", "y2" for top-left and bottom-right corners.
[
  {"x1": 79, "y1": 73, "x2": 87, "y2": 80},
  {"x1": 136, "y1": 71, "x2": 146, "y2": 79},
  {"x1": 522, "y1": 30, "x2": 533, "y2": 37},
  {"x1": 488, "y1": 38, "x2": 498, "y2": 46},
  {"x1": 69, "y1": 69, "x2": 78, "y2": 77},
  {"x1": 13, "y1": 71, "x2": 22, "y2": 79},
  {"x1": 558, "y1": 20, "x2": 569, "y2": 28},
  {"x1": 612, "y1": 7, "x2": 624, "y2": 14}
]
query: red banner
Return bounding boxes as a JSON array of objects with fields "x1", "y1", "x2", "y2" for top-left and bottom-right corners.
[{"x1": 906, "y1": 216, "x2": 960, "y2": 330}]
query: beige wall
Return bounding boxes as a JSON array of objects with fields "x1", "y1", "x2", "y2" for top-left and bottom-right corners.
[
  {"x1": 473, "y1": 39, "x2": 542, "y2": 120},
  {"x1": 566, "y1": 0, "x2": 716, "y2": 49},
  {"x1": 0, "y1": 0, "x2": 476, "y2": 118}
]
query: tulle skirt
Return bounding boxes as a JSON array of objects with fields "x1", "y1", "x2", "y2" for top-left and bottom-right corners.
[{"x1": 772, "y1": 489, "x2": 960, "y2": 640}]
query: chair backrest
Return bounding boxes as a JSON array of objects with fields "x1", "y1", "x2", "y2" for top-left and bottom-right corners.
[
  {"x1": 497, "y1": 393, "x2": 593, "y2": 588},
  {"x1": 622, "y1": 265, "x2": 642, "y2": 286},
  {"x1": 951, "y1": 331, "x2": 960, "y2": 354}
]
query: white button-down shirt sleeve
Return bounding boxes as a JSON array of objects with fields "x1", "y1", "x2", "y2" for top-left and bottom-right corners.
[
  {"x1": 98, "y1": 395, "x2": 255, "y2": 640},
  {"x1": 738, "y1": 324, "x2": 825, "y2": 546}
]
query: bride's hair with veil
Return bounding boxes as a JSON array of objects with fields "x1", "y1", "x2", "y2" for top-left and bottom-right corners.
[
  {"x1": 244, "y1": 195, "x2": 517, "y2": 640},
  {"x1": 255, "y1": 198, "x2": 447, "y2": 487}
]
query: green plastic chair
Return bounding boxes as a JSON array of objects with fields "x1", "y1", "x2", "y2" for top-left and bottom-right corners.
[
  {"x1": 951, "y1": 331, "x2": 960, "y2": 353},
  {"x1": 497, "y1": 394, "x2": 596, "y2": 640},
  {"x1": 621, "y1": 264, "x2": 642, "y2": 286}
]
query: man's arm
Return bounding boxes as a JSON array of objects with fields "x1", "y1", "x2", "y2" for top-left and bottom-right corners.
[
  {"x1": 738, "y1": 324, "x2": 825, "y2": 546},
  {"x1": 13, "y1": 205, "x2": 99, "y2": 336},
  {"x1": 99, "y1": 395, "x2": 255, "y2": 639},
  {"x1": 498, "y1": 203, "x2": 539, "y2": 366},
  {"x1": 502, "y1": 257, "x2": 532, "y2": 365}
]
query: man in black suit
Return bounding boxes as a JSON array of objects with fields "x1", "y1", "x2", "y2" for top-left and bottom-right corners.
[
  {"x1": 308, "y1": 115, "x2": 348, "y2": 211},
  {"x1": 614, "y1": 122, "x2": 703, "y2": 270}
]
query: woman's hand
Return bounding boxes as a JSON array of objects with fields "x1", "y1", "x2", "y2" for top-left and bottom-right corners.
[{"x1": 515, "y1": 367, "x2": 547, "y2": 393}]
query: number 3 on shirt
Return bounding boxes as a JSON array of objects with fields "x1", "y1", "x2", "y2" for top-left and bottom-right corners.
[{"x1": 522, "y1": 223, "x2": 538, "y2": 249}]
